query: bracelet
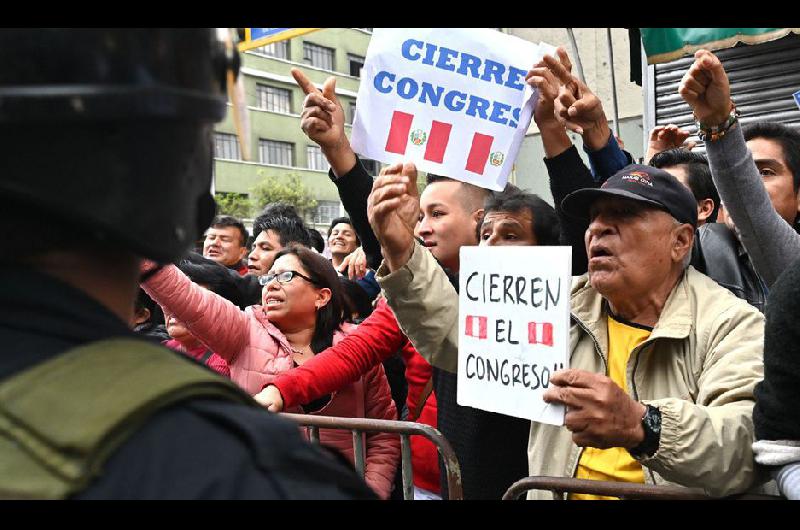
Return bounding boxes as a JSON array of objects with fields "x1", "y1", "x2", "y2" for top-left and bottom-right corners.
[{"x1": 695, "y1": 102, "x2": 740, "y2": 142}]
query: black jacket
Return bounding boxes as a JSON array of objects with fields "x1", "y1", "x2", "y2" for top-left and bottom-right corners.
[
  {"x1": 0, "y1": 265, "x2": 374, "y2": 499},
  {"x1": 754, "y1": 256, "x2": 800, "y2": 441}
]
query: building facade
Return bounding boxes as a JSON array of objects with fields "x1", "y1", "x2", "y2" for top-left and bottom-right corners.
[{"x1": 213, "y1": 28, "x2": 379, "y2": 231}]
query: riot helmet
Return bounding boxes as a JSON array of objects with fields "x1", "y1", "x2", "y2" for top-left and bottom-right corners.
[{"x1": 0, "y1": 29, "x2": 238, "y2": 263}]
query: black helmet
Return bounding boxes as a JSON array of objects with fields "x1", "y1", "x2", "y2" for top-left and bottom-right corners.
[{"x1": 0, "y1": 29, "x2": 238, "y2": 263}]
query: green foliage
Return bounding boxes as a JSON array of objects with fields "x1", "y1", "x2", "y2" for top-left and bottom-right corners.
[
  {"x1": 214, "y1": 192, "x2": 253, "y2": 219},
  {"x1": 250, "y1": 172, "x2": 318, "y2": 221}
]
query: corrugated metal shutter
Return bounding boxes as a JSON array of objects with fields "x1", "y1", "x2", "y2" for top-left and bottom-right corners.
[{"x1": 648, "y1": 33, "x2": 800, "y2": 152}]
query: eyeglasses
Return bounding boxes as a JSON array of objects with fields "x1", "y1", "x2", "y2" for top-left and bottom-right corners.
[{"x1": 258, "y1": 270, "x2": 317, "y2": 286}]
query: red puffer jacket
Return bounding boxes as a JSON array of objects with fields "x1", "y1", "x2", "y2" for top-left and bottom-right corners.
[
  {"x1": 142, "y1": 264, "x2": 400, "y2": 498},
  {"x1": 272, "y1": 298, "x2": 441, "y2": 494}
]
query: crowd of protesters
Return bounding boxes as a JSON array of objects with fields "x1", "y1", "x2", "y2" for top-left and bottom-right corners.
[
  {"x1": 130, "y1": 45, "x2": 800, "y2": 500},
  {"x1": 4, "y1": 29, "x2": 800, "y2": 500}
]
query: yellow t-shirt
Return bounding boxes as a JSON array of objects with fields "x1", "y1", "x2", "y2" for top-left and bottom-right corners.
[{"x1": 570, "y1": 314, "x2": 651, "y2": 500}]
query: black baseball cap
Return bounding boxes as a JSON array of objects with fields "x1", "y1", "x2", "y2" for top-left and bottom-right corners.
[{"x1": 561, "y1": 164, "x2": 698, "y2": 228}]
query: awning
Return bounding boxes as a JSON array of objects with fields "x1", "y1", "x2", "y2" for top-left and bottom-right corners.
[{"x1": 641, "y1": 28, "x2": 800, "y2": 64}]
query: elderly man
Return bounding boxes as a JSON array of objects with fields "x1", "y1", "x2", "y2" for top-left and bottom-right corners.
[{"x1": 370, "y1": 163, "x2": 764, "y2": 499}]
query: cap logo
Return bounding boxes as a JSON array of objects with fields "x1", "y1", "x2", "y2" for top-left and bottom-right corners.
[{"x1": 620, "y1": 171, "x2": 653, "y2": 187}]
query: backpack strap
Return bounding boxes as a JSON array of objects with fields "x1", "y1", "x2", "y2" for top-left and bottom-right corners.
[
  {"x1": 0, "y1": 338, "x2": 255, "y2": 499},
  {"x1": 198, "y1": 349, "x2": 214, "y2": 365}
]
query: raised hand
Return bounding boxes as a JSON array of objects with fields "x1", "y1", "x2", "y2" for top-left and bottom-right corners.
[
  {"x1": 678, "y1": 49, "x2": 732, "y2": 127},
  {"x1": 338, "y1": 246, "x2": 368, "y2": 280},
  {"x1": 534, "y1": 49, "x2": 609, "y2": 151},
  {"x1": 367, "y1": 162, "x2": 420, "y2": 272},
  {"x1": 291, "y1": 68, "x2": 356, "y2": 176},
  {"x1": 526, "y1": 54, "x2": 562, "y2": 131},
  {"x1": 646, "y1": 124, "x2": 697, "y2": 162}
]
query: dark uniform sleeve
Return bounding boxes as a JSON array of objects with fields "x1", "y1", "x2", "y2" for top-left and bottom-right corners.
[
  {"x1": 329, "y1": 157, "x2": 383, "y2": 271},
  {"x1": 544, "y1": 145, "x2": 598, "y2": 276},
  {"x1": 75, "y1": 399, "x2": 376, "y2": 499}
]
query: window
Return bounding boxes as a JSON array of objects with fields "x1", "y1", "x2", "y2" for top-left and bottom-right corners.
[
  {"x1": 256, "y1": 84, "x2": 292, "y2": 114},
  {"x1": 313, "y1": 200, "x2": 341, "y2": 224},
  {"x1": 259, "y1": 139, "x2": 294, "y2": 166},
  {"x1": 303, "y1": 42, "x2": 335, "y2": 71},
  {"x1": 306, "y1": 145, "x2": 329, "y2": 171},
  {"x1": 361, "y1": 158, "x2": 381, "y2": 176},
  {"x1": 348, "y1": 54, "x2": 365, "y2": 78},
  {"x1": 348, "y1": 101, "x2": 357, "y2": 124},
  {"x1": 214, "y1": 133, "x2": 241, "y2": 160},
  {"x1": 254, "y1": 40, "x2": 289, "y2": 59}
]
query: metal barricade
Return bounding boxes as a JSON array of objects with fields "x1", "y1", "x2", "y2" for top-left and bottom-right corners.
[
  {"x1": 502, "y1": 476, "x2": 711, "y2": 500},
  {"x1": 280, "y1": 413, "x2": 463, "y2": 500},
  {"x1": 502, "y1": 476, "x2": 783, "y2": 500}
]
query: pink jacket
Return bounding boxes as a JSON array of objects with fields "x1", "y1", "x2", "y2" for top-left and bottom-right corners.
[{"x1": 142, "y1": 264, "x2": 400, "y2": 498}]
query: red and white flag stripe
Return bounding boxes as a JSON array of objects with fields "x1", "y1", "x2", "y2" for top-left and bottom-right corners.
[
  {"x1": 527, "y1": 322, "x2": 554, "y2": 347},
  {"x1": 385, "y1": 110, "x2": 494, "y2": 175},
  {"x1": 464, "y1": 315, "x2": 488, "y2": 340}
]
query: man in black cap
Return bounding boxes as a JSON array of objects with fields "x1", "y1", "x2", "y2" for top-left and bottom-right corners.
[{"x1": 369, "y1": 162, "x2": 765, "y2": 498}]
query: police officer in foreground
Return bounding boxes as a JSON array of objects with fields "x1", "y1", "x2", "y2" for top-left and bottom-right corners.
[{"x1": 0, "y1": 29, "x2": 374, "y2": 499}]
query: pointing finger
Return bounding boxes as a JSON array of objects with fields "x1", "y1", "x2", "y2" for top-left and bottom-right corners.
[{"x1": 291, "y1": 68, "x2": 320, "y2": 96}]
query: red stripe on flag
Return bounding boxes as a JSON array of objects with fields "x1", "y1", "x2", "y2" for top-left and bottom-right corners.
[
  {"x1": 541, "y1": 323, "x2": 553, "y2": 347},
  {"x1": 465, "y1": 315, "x2": 475, "y2": 337},
  {"x1": 477, "y1": 316, "x2": 487, "y2": 339},
  {"x1": 465, "y1": 132, "x2": 493, "y2": 175},
  {"x1": 424, "y1": 121, "x2": 452, "y2": 163},
  {"x1": 385, "y1": 111, "x2": 414, "y2": 155},
  {"x1": 528, "y1": 322, "x2": 538, "y2": 344}
]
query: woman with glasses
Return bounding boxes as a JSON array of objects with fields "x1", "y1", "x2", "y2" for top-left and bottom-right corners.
[{"x1": 140, "y1": 245, "x2": 399, "y2": 498}]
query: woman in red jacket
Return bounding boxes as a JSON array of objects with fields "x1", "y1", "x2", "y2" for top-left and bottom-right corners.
[{"x1": 142, "y1": 246, "x2": 399, "y2": 498}]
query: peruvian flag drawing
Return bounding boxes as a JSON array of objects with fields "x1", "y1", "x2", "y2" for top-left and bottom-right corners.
[{"x1": 350, "y1": 28, "x2": 554, "y2": 191}]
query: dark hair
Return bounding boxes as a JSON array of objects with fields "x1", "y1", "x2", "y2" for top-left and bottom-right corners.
[
  {"x1": 209, "y1": 215, "x2": 248, "y2": 247},
  {"x1": 135, "y1": 288, "x2": 165, "y2": 326},
  {"x1": 307, "y1": 228, "x2": 325, "y2": 253},
  {"x1": 479, "y1": 183, "x2": 561, "y2": 246},
  {"x1": 252, "y1": 214, "x2": 311, "y2": 248},
  {"x1": 327, "y1": 216, "x2": 360, "y2": 245},
  {"x1": 260, "y1": 202, "x2": 301, "y2": 219},
  {"x1": 742, "y1": 122, "x2": 800, "y2": 192},
  {"x1": 649, "y1": 148, "x2": 720, "y2": 222},
  {"x1": 339, "y1": 278, "x2": 373, "y2": 321},
  {"x1": 272, "y1": 245, "x2": 346, "y2": 353},
  {"x1": 424, "y1": 174, "x2": 490, "y2": 213},
  {"x1": 178, "y1": 259, "x2": 244, "y2": 309}
]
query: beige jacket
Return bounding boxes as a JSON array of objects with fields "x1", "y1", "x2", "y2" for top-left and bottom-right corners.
[{"x1": 377, "y1": 241, "x2": 764, "y2": 498}]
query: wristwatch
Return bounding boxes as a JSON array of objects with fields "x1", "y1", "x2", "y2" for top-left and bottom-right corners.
[{"x1": 629, "y1": 404, "x2": 661, "y2": 458}]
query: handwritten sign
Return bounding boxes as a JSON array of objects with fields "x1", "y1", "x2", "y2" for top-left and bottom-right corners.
[
  {"x1": 457, "y1": 246, "x2": 572, "y2": 425},
  {"x1": 351, "y1": 29, "x2": 554, "y2": 191}
]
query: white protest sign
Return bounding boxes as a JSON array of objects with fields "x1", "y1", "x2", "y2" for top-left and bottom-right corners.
[
  {"x1": 457, "y1": 246, "x2": 572, "y2": 425},
  {"x1": 351, "y1": 29, "x2": 554, "y2": 191}
]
